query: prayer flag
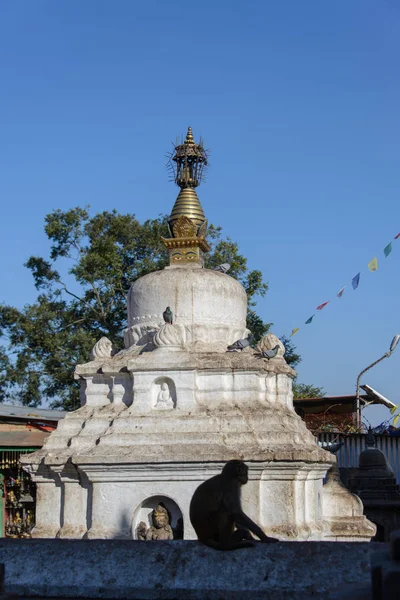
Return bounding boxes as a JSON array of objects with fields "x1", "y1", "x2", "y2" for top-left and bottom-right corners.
[
  {"x1": 291, "y1": 328, "x2": 300, "y2": 337},
  {"x1": 316, "y1": 301, "x2": 329, "y2": 310},
  {"x1": 390, "y1": 404, "x2": 398, "y2": 415},
  {"x1": 337, "y1": 286, "x2": 345, "y2": 298},
  {"x1": 368, "y1": 257, "x2": 378, "y2": 272},
  {"x1": 352, "y1": 273, "x2": 360, "y2": 290},
  {"x1": 395, "y1": 233, "x2": 400, "y2": 240},
  {"x1": 305, "y1": 315, "x2": 314, "y2": 324},
  {"x1": 384, "y1": 243, "x2": 392, "y2": 258},
  {"x1": 393, "y1": 414, "x2": 400, "y2": 427}
]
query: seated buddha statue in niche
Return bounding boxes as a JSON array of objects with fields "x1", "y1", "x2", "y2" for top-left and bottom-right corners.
[
  {"x1": 145, "y1": 504, "x2": 174, "y2": 540},
  {"x1": 155, "y1": 382, "x2": 174, "y2": 410}
]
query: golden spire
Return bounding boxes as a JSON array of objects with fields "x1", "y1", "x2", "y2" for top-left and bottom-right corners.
[
  {"x1": 163, "y1": 127, "x2": 210, "y2": 266},
  {"x1": 170, "y1": 188, "x2": 205, "y2": 229},
  {"x1": 184, "y1": 127, "x2": 195, "y2": 144}
]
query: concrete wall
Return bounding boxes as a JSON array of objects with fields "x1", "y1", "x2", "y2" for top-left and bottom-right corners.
[{"x1": 0, "y1": 539, "x2": 382, "y2": 599}]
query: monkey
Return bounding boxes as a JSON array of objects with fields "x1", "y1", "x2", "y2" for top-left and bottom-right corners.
[{"x1": 189, "y1": 459, "x2": 279, "y2": 550}]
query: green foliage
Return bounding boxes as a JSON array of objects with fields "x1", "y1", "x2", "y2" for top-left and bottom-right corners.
[
  {"x1": 293, "y1": 382, "x2": 324, "y2": 399},
  {"x1": 0, "y1": 208, "x2": 271, "y2": 410},
  {"x1": 279, "y1": 336, "x2": 301, "y2": 368},
  {"x1": 205, "y1": 228, "x2": 270, "y2": 342}
]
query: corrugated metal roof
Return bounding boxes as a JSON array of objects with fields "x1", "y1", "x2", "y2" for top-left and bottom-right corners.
[
  {"x1": 318, "y1": 432, "x2": 400, "y2": 484},
  {"x1": 0, "y1": 429, "x2": 50, "y2": 448},
  {"x1": 0, "y1": 403, "x2": 65, "y2": 422}
]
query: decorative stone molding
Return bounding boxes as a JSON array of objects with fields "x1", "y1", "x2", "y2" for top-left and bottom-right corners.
[
  {"x1": 154, "y1": 324, "x2": 182, "y2": 349},
  {"x1": 123, "y1": 323, "x2": 160, "y2": 349},
  {"x1": 20, "y1": 463, "x2": 62, "y2": 538},
  {"x1": 257, "y1": 332, "x2": 286, "y2": 357},
  {"x1": 90, "y1": 337, "x2": 115, "y2": 361}
]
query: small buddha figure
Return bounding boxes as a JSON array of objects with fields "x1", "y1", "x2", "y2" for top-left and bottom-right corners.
[
  {"x1": 155, "y1": 382, "x2": 174, "y2": 410},
  {"x1": 145, "y1": 504, "x2": 174, "y2": 540},
  {"x1": 7, "y1": 490, "x2": 17, "y2": 504},
  {"x1": 14, "y1": 511, "x2": 23, "y2": 536}
]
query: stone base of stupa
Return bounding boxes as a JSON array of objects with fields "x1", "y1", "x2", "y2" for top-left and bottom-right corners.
[{"x1": 22, "y1": 348, "x2": 375, "y2": 543}]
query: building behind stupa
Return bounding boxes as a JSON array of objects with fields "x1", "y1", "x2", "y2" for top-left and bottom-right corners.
[{"x1": 22, "y1": 128, "x2": 375, "y2": 542}]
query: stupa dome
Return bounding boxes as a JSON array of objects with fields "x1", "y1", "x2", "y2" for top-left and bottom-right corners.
[
  {"x1": 126, "y1": 266, "x2": 249, "y2": 349},
  {"x1": 358, "y1": 448, "x2": 394, "y2": 478}
]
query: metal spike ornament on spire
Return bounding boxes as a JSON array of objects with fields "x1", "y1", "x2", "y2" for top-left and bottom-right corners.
[
  {"x1": 162, "y1": 127, "x2": 210, "y2": 267},
  {"x1": 169, "y1": 126, "x2": 208, "y2": 189}
]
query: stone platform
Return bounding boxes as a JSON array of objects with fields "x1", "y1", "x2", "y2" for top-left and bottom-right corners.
[{"x1": 0, "y1": 539, "x2": 380, "y2": 599}]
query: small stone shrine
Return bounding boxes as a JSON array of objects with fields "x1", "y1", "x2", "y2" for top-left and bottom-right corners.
[
  {"x1": 22, "y1": 128, "x2": 375, "y2": 541},
  {"x1": 347, "y1": 429, "x2": 400, "y2": 541}
]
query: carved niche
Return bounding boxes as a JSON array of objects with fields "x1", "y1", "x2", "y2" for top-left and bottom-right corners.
[
  {"x1": 132, "y1": 495, "x2": 184, "y2": 540},
  {"x1": 152, "y1": 377, "x2": 176, "y2": 410}
]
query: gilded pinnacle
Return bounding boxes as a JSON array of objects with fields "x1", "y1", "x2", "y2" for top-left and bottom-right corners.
[
  {"x1": 163, "y1": 127, "x2": 210, "y2": 265},
  {"x1": 184, "y1": 127, "x2": 195, "y2": 145}
]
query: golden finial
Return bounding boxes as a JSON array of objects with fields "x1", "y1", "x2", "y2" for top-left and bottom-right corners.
[
  {"x1": 184, "y1": 126, "x2": 195, "y2": 145},
  {"x1": 163, "y1": 127, "x2": 210, "y2": 266}
]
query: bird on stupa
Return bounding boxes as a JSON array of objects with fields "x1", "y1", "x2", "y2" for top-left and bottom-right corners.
[
  {"x1": 227, "y1": 335, "x2": 253, "y2": 352},
  {"x1": 261, "y1": 345, "x2": 280, "y2": 360},
  {"x1": 163, "y1": 307, "x2": 173, "y2": 324},
  {"x1": 213, "y1": 263, "x2": 231, "y2": 274}
]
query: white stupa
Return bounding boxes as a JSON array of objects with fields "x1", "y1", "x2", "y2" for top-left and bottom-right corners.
[{"x1": 22, "y1": 128, "x2": 375, "y2": 542}]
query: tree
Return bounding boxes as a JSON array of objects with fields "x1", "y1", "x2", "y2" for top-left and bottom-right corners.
[
  {"x1": 278, "y1": 337, "x2": 324, "y2": 400},
  {"x1": 0, "y1": 208, "x2": 272, "y2": 410},
  {"x1": 279, "y1": 335, "x2": 301, "y2": 369},
  {"x1": 292, "y1": 382, "x2": 324, "y2": 399}
]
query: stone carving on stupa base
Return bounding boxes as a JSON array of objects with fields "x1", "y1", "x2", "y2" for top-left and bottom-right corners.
[
  {"x1": 90, "y1": 337, "x2": 116, "y2": 361},
  {"x1": 154, "y1": 323, "x2": 183, "y2": 349},
  {"x1": 137, "y1": 504, "x2": 174, "y2": 541},
  {"x1": 256, "y1": 333, "x2": 285, "y2": 358},
  {"x1": 154, "y1": 382, "x2": 174, "y2": 410},
  {"x1": 122, "y1": 323, "x2": 160, "y2": 352}
]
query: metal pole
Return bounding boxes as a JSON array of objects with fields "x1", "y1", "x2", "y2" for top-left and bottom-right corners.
[{"x1": 355, "y1": 352, "x2": 390, "y2": 430}]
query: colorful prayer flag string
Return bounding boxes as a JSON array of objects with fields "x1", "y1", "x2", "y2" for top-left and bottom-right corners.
[
  {"x1": 352, "y1": 273, "x2": 360, "y2": 290},
  {"x1": 289, "y1": 229, "x2": 399, "y2": 337},
  {"x1": 316, "y1": 301, "x2": 329, "y2": 310},
  {"x1": 384, "y1": 243, "x2": 392, "y2": 257}
]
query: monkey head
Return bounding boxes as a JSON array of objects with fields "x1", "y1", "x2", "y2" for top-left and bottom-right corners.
[{"x1": 222, "y1": 460, "x2": 248, "y2": 485}]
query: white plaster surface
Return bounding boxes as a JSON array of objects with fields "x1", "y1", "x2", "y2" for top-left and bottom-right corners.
[
  {"x1": 21, "y1": 264, "x2": 376, "y2": 544},
  {"x1": 125, "y1": 266, "x2": 249, "y2": 349}
]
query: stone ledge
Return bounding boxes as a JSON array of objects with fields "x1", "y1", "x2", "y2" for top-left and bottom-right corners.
[
  {"x1": 0, "y1": 539, "x2": 381, "y2": 599},
  {"x1": 75, "y1": 350, "x2": 296, "y2": 377}
]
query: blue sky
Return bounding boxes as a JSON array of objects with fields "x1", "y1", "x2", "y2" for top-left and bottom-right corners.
[{"x1": 1, "y1": 1, "x2": 399, "y2": 424}]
